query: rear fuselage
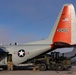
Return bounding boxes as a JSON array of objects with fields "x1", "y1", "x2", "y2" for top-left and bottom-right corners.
[{"x1": 0, "y1": 44, "x2": 51, "y2": 66}]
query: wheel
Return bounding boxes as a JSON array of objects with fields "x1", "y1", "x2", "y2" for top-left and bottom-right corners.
[
  {"x1": 39, "y1": 63, "x2": 47, "y2": 71},
  {"x1": 56, "y1": 64, "x2": 63, "y2": 71}
]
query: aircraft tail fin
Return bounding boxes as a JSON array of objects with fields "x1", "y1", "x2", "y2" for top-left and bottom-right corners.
[
  {"x1": 47, "y1": 4, "x2": 76, "y2": 45},
  {"x1": 26, "y1": 4, "x2": 76, "y2": 45}
]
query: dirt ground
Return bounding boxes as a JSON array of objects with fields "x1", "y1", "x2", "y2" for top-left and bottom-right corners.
[{"x1": 0, "y1": 66, "x2": 76, "y2": 75}]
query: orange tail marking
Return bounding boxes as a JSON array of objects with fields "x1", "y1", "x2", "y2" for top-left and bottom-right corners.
[{"x1": 53, "y1": 6, "x2": 71, "y2": 44}]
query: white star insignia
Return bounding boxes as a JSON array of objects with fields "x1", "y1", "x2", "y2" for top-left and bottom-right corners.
[{"x1": 18, "y1": 50, "x2": 25, "y2": 57}]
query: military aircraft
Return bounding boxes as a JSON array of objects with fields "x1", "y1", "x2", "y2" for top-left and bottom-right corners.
[{"x1": 0, "y1": 4, "x2": 76, "y2": 66}]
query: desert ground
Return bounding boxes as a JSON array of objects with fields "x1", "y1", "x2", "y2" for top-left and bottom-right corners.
[{"x1": 0, "y1": 66, "x2": 76, "y2": 75}]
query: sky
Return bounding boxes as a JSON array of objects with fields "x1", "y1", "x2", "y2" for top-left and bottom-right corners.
[{"x1": 0, "y1": 0, "x2": 76, "y2": 44}]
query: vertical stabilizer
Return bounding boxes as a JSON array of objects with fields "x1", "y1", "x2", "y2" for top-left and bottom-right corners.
[
  {"x1": 47, "y1": 4, "x2": 76, "y2": 45},
  {"x1": 26, "y1": 4, "x2": 76, "y2": 45}
]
